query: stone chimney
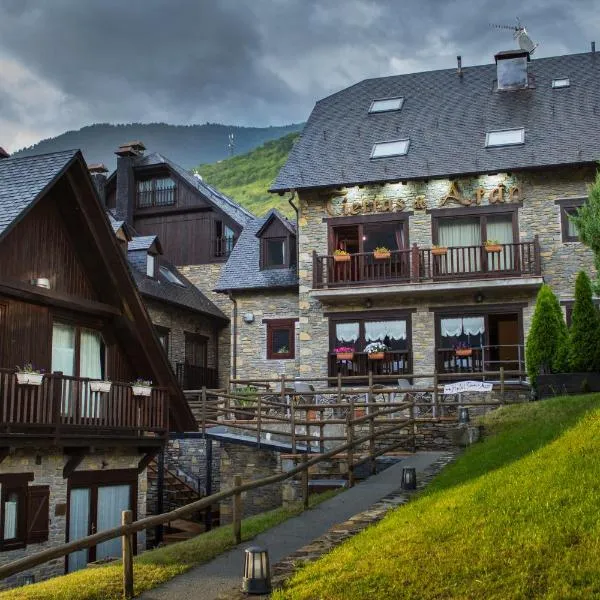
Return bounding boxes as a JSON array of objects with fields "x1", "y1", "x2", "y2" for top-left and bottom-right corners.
[
  {"x1": 115, "y1": 141, "x2": 146, "y2": 226},
  {"x1": 0, "y1": 147, "x2": 10, "y2": 159},
  {"x1": 495, "y1": 49, "x2": 530, "y2": 91},
  {"x1": 88, "y1": 163, "x2": 109, "y2": 205}
]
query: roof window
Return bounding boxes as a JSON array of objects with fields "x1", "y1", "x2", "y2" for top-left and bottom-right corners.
[
  {"x1": 485, "y1": 128, "x2": 524, "y2": 148},
  {"x1": 371, "y1": 139, "x2": 410, "y2": 159},
  {"x1": 369, "y1": 97, "x2": 404, "y2": 113},
  {"x1": 552, "y1": 78, "x2": 570, "y2": 89},
  {"x1": 159, "y1": 266, "x2": 185, "y2": 286}
]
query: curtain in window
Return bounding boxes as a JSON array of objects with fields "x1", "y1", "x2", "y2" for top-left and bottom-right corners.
[
  {"x1": 438, "y1": 218, "x2": 481, "y2": 273},
  {"x1": 52, "y1": 324, "x2": 75, "y2": 376},
  {"x1": 335, "y1": 323, "x2": 359, "y2": 343},
  {"x1": 486, "y1": 216, "x2": 513, "y2": 270},
  {"x1": 462, "y1": 317, "x2": 485, "y2": 335},
  {"x1": 96, "y1": 485, "x2": 131, "y2": 561},
  {"x1": 365, "y1": 320, "x2": 407, "y2": 342},
  {"x1": 566, "y1": 210, "x2": 579, "y2": 238},
  {"x1": 440, "y1": 317, "x2": 485, "y2": 337},
  {"x1": 80, "y1": 330, "x2": 103, "y2": 419},
  {"x1": 3, "y1": 492, "x2": 18, "y2": 540},
  {"x1": 440, "y1": 318, "x2": 463, "y2": 337},
  {"x1": 68, "y1": 488, "x2": 90, "y2": 572}
]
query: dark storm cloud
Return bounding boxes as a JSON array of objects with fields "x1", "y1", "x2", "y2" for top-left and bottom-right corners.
[{"x1": 0, "y1": 0, "x2": 597, "y2": 150}]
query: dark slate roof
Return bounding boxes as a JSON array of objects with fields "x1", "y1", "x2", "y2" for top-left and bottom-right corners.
[
  {"x1": 107, "y1": 212, "x2": 125, "y2": 233},
  {"x1": 128, "y1": 235, "x2": 161, "y2": 252},
  {"x1": 128, "y1": 253, "x2": 227, "y2": 321},
  {"x1": 272, "y1": 51, "x2": 600, "y2": 191},
  {"x1": 135, "y1": 152, "x2": 254, "y2": 226},
  {"x1": 216, "y1": 215, "x2": 298, "y2": 292},
  {"x1": 255, "y1": 208, "x2": 297, "y2": 237},
  {"x1": 0, "y1": 150, "x2": 78, "y2": 237}
]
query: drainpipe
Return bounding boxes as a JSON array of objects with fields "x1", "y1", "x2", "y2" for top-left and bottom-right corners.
[
  {"x1": 228, "y1": 291, "x2": 238, "y2": 380},
  {"x1": 287, "y1": 189, "x2": 299, "y2": 266}
]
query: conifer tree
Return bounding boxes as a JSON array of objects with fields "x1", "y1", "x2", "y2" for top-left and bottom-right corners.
[{"x1": 568, "y1": 271, "x2": 600, "y2": 372}]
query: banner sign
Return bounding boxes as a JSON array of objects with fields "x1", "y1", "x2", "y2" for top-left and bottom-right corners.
[{"x1": 443, "y1": 381, "x2": 493, "y2": 395}]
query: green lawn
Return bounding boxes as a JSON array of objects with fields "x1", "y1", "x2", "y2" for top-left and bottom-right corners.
[
  {"x1": 274, "y1": 395, "x2": 600, "y2": 600},
  {"x1": 0, "y1": 491, "x2": 337, "y2": 600}
]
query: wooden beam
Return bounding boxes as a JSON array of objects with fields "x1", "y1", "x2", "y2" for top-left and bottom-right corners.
[
  {"x1": 63, "y1": 449, "x2": 87, "y2": 479},
  {"x1": 137, "y1": 448, "x2": 161, "y2": 473}
]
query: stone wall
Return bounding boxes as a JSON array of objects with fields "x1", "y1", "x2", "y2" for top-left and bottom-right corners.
[
  {"x1": 219, "y1": 443, "x2": 282, "y2": 523},
  {"x1": 0, "y1": 448, "x2": 146, "y2": 589}
]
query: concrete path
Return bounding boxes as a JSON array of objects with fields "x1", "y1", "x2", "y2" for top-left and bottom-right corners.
[{"x1": 139, "y1": 451, "x2": 446, "y2": 600}]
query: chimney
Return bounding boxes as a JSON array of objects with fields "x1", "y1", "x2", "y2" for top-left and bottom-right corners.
[
  {"x1": 494, "y1": 49, "x2": 530, "y2": 90},
  {"x1": 0, "y1": 147, "x2": 9, "y2": 159},
  {"x1": 592, "y1": 41, "x2": 596, "y2": 54},
  {"x1": 88, "y1": 163, "x2": 109, "y2": 205},
  {"x1": 457, "y1": 55, "x2": 463, "y2": 77},
  {"x1": 115, "y1": 141, "x2": 145, "y2": 225}
]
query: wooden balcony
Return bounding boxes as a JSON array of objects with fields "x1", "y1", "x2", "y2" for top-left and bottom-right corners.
[
  {"x1": 213, "y1": 236, "x2": 236, "y2": 259},
  {"x1": 0, "y1": 369, "x2": 169, "y2": 447},
  {"x1": 313, "y1": 239, "x2": 541, "y2": 290},
  {"x1": 175, "y1": 363, "x2": 218, "y2": 390},
  {"x1": 136, "y1": 187, "x2": 177, "y2": 209},
  {"x1": 328, "y1": 350, "x2": 411, "y2": 380},
  {"x1": 437, "y1": 345, "x2": 525, "y2": 377}
]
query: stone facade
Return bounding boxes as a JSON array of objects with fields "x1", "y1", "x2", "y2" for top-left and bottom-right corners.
[{"x1": 0, "y1": 448, "x2": 146, "y2": 589}]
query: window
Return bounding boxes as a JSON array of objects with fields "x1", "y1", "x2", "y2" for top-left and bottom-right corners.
[
  {"x1": 52, "y1": 323, "x2": 106, "y2": 380},
  {"x1": 556, "y1": 198, "x2": 585, "y2": 242},
  {"x1": 369, "y1": 97, "x2": 404, "y2": 113},
  {"x1": 213, "y1": 220, "x2": 236, "y2": 258},
  {"x1": 563, "y1": 300, "x2": 600, "y2": 326},
  {"x1": 552, "y1": 78, "x2": 570, "y2": 88},
  {"x1": 265, "y1": 239, "x2": 286, "y2": 268},
  {"x1": 185, "y1": 333, "x2": 208, "y2": 367},
  {"x1": 146, "y1": 253, "x2": 156, "y2": 278},
  {"x1": 266, "y1": 320, "x2": 296, "y2": 360},
  {"x1": 159, "y1": 266, "x2": 185, "y2": 286},
  {"x1": 155, "y1": 326, "x2": 170, "y2": 356},
  {"x1": 331, "y1": 315, "x2": 409, "y2": 353},
  {"x1": 136, "y1": 177, "x2": 176, "y2": 208},
  {"x1": 371, "y1": 139, "x2": 410, "y2": 158},
  {"x1": 485, "y1": 128, "x2": 525, "y2": 147},
  {"x1": 0, "y1": 474, "x2": 48, "y2": 551}
]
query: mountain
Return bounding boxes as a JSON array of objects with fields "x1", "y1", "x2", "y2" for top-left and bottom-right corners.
[
  {"x1": 195, "y1": 132, "x2": 300, "y2": 217},
  {"x1": 13, "y1": 122, "x2": 304, "y2": 170}
]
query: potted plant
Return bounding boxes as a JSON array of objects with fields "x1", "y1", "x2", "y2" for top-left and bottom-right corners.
[
  {"x1": 454, "y1": 342, "x2": 473, "y2": 357},
  {"x1": 334, "y1": 346, "x2": 354, "y2": 361},
  {"x1": 365, "y1": 342, "x2": 388, "y2": 360},
  {"x1": 131, "y1": 378, "x2": 153, "y2": 397},
  {"x1": 431, "y1": 245, "x2": 448, "y2": 256},
  {"x1": 333, "y1": 249, "x2": 351, "y2": 263},
  {"x1": 484, "y1": 240, "x2": 502, "y2": 253},
  {"x1": 15, "y1": 364, "x2": 44, "y2": 386},
  {"x1": 373, "y1": 246, "x2": 391, "y2": 260},
  {"x1": 90, "y1": 379, "x2": 112, "y2": 393},
  {"x1": 234, "y1": 385, "x2": 258, "y2": 420}
]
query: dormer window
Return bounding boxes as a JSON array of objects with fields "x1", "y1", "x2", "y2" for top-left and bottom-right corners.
[
  {"x1": 146, "y1": 253, "x2": 156, "y2": 278},
  {"x1": 136, "y1": 177, "x2": 176, "y2": 208},
  {"x1": 265, "y1": 239, "x2": 286, "y2": 268},
  {"x1": 256, "y1": 211, "x2": 297, "y2": 271}
]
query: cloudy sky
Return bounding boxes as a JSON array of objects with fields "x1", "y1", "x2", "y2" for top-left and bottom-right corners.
[{"x1": 0, "y1": 0, "x2": 598, "y2": 152}]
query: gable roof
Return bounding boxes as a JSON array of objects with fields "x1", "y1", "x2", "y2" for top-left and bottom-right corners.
[
  {"x1": 215, "y1": 216, "x2": 298, "y2": 292},
  {"x1": 128, "y1": 235, "x2": 162, "y2": 253},
  {"x1": 255, "y1": 208, "x2": 297, "y2": 237},
  {"x1": 132, "y1": 152, "x2": 254, "y2": 226},
  {"x1": 272, "y1": 51, "x2": 600, "y2": 191},
  {"x1": 0, "y1": 150, "x2": 79, "y2": 238}
]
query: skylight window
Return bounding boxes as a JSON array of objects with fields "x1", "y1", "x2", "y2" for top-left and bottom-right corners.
[
  {"x1": 371, "y1": 139, "x2": 410, "y2": 158},
  {"x1": 485, "y1": 128, "x2": 525, "y2": 148},
  {"x1": 159, "y1": 266, "x2": 185, "y2": 287},
  {"x1": 369, "y1": 97, "x2": 404, "y2": 113},
  {"x1": 552, "y1": 78, "x2": 570, "y2": 89}
]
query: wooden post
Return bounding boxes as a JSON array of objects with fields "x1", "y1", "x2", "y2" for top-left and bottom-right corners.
[
  {"x1": 225, "y1": 375, "x2": 231, "y2": 421},
  {"x1": 347, "y1": 398, "x2": 355, "y2": 488},
  {"x1": 301, "y1": 454, "x2": 309, "y2": 510},
  {"x1": 256, "y1": 392, "x2": 262, "y2": 448},
  {"x1": 201, "y1": 386, "x2": 207, "y2": 435},
  {"x1": 233, "y1": 474, "x2": 242, "y2": 545},
  {"x1": 409, "y1": 400, "x2": 416, "y2": 453},
  {"x1": 121, "y1": 510, "x2": 134, "y2": 600},
  {"x1": 433, "y1": 372, "x2": 439, "y2": 419},
  {"x1": 500, "y1": 367, "x2": 505, "y2": 404},
  {"x1": 411, "y1": 243, "x2": 420, "y2": 282},
  {"x1": 368, "y1": 371, "x2": 375, "y2": 475}
]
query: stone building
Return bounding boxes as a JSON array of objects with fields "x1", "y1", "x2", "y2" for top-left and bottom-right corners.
[{"x1": 260, "y1": 47, "x2": 600, "y2": 384}]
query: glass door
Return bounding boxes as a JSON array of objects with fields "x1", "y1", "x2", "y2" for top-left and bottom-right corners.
[
  {"x1": 52, "y1": 323, "x2": 76, "y2": 417},
  {"x1": 96, "y1": 485, "x2": 131, "y2": 561},
  {"x1": 67, "y1": 488, "x2": 91, "y2": 573}
]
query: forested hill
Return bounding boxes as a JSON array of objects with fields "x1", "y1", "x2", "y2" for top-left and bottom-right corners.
[
  {"x1": 13, "y1": 122, "x2": 303, "y2": 170},
  {"x1": 195, "y1": 131, "x2": 299, "y2": 217}
]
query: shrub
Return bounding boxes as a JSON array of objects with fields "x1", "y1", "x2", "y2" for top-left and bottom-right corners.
[
  {"x1": 568, "y1": 271, "x2": 600, "y2": 372},
  {"x1": 526, "y1": 285, "x2": 569, "y2": 387}
]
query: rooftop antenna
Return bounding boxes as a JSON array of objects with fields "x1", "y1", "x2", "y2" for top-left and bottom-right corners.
[
  {"x1": 227, "y1": 132, "x2": 235, "y2": 157},
  {"x1": 490, "y1": 18, "x2": 538, "y2": 55}
]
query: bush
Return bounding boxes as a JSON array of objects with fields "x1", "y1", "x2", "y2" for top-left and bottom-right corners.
[
  {"x1": 526, "y1": 285, "x2": 569, "y2": 387},
  {"x1": 568, "y1": 271, "x2": 600, "y2": 372}
]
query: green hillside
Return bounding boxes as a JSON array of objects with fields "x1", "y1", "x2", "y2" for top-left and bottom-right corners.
[
  {"x1": 196, "y1": 131, "x2": 300, "y2": 217},
  {"x1": 275, "y1": 395, "x2": 600, "y2": 599}
]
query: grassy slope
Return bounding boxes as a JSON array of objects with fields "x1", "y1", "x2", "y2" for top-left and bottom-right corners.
[
  {"x1": 275, "y1": 395, "x2": 600, "y2": 600},
  {"x1": 196, "y1": 131, "x2": 299, "y2": 217},
  {"x1": 0, "y1": 492, "x2": 337, "y2": 600}
]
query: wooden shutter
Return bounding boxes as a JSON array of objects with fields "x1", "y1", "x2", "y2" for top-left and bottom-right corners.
[{"x1": 27, "y1": 485, "x2": 50, "y2": 544}]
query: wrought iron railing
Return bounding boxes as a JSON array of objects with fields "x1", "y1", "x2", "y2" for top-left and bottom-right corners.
[{"x1": 136, "y1": 187, "x2": 177, "y2": 209}]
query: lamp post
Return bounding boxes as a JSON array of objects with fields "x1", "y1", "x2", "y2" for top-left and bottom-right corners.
[{"x1": 242, "y1": 546, "x2": 272, "y2": 595}]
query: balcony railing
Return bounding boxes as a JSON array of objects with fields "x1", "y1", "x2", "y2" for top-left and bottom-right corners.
[
  {"x1": 176, "y1": 363, "x2": 218, "y2": 390},
  {"x1": 213, "y1": 236, "x2": 236, "y2": 259},
  {"x1": 437, "y1": 345, "x2": 525, "y2": 376},
  {"x1": 328, "y1": 350, "x2": 411, "y2": 380},
  {"x1": 136, "y1": 187, "x2": 177, "y2": 209},
  {"x1": 0, "y1": 369, "x2": 169, "y2": 441},
  {"x1": 313, "y1": 239, "x2": 541, "y2": 289}
]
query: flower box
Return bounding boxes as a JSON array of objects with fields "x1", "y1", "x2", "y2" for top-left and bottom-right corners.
[
  {"x1": 90, "y1": 381, "x2": 112, "y2": 393},
  {"x1": 16, "y1": 372, "x2": 44, "y2": 386},
  {"x1": 333, "y1": 254, "x2": 351, "y2": 263},
  {"x1": 455, "y1": 348, "x2": 473, "y2": 357},
  {"x1": 484, "y1": 244, "x2": 502, "y2": 253},
  {"x1": 368, "y1": 352, "x2": 385, "y2": 360},
  {"x1": 431, "y1": 247, "x2": 448, "y2": 256},
  {"x1": 373, "y1": 250, "x2": 391, "y2": 260},
  {"x1": 132, "y1": 385, "x2": 152, "y2": 397},
  {"x1": 336, "y1": 352, "x2": 354, "y2": 361}
]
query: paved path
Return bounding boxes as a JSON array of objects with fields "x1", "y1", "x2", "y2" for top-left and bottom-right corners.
[{"x1": 139, "y1": 451, "x2": 446, "y2": 600}]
